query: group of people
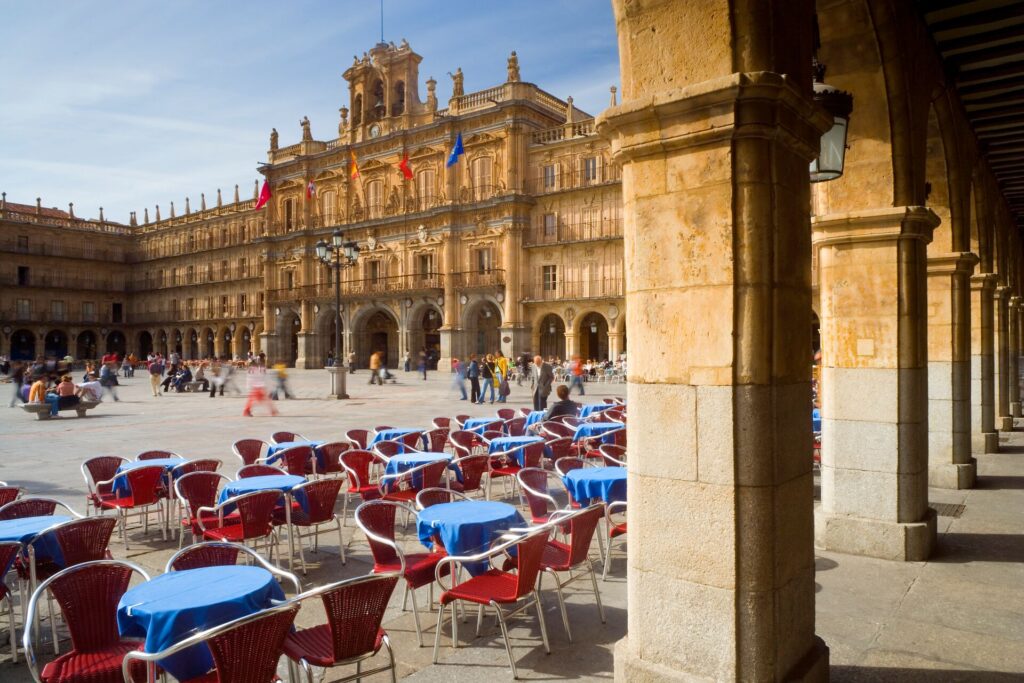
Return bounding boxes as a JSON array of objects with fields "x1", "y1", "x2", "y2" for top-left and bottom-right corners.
[{"x1": 452, "y1": 351, "x2": 513, "y2": 404}]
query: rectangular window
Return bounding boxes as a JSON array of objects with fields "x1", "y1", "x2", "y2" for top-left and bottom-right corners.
[
  {"x1": 285, "y1": 271, "x2": 294, "y2": 290},
  {"x1": 416, "y1": 169, "x2": 436, "y2": 209},
  {"x1": 417, "y1": 254, "x2": 434, "y2": 280},
  {"x1": 170, "y1": 299, "x2": 179, "y2": 317},
  {"x1": 471, "y1": 157, "x2": 492, "y2": 200},
  {"x1": 187, "y1": 265, "x2": 194, "y2": 283},
  {"x1": 17, "y1": 266, "x2": 29, "y2": 286},
  {"x1": 475, "y1": 248, "x2": 494, "y2": 273},
  {"x1": 583, "y1": 156, "x2": 598, "y2": 182},
  {"x1": 220, "y1": 296, "x2": 229, "y2": 316},
  {"x1": 16, "y1": 236, "x2": 28, "y2": 251},
  {"x1": 543, "y1": 213, "x2": 557, "y2": 237},
  {"x1": 543, "y1": 164, "x2": 556, "y2": 190},
  {"x1": 171, "y1": 267, "x2": 179, "y2": 285},
  {"x1": 257, "y1": 292, "x2": 264, "y2": 311},
  {"x1": 368, "y1": 261, "x2": 381, "y2": 282},
  {"x1": 220, "y1": 260, "x2": 228, "y2": 279},
  {"x1": 285, "y1": 199, "x2": 294, "y2": 230},
  {"x1": 50, "y1": 300, "x2": 64, "y2": 321},
  {"x1": 112, "y1": 302, "x2": 122, "y2": 323},
  {"x1": 239, "y1": 293, "x2": 247, "y2": 313},
  {"x1": 239, "y1": 257, "x2": 247, "y2": 277},
  {"x1": 366, "y1": 181, "x2": 383, "y2": 218},
  {"x1": 82, "y1": 301, "x2": 96, "y2": 322},
  {"x1": 16, "y1": 299, "x2": 30, "y2": 319},
  {"x1": 542, "y1": 265, "x2": 558, "y2": 292}
]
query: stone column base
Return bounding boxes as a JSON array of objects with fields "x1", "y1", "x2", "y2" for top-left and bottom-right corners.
[
  {"x1": 999, "y1": 415, "x2": 1014, "y2": 432},
  {"x1": 929, "y1": 459, "x2": 977, "y2": 490},
  {"x1": 614, "y1": 635, "x2": 829, "y2": 682},
  {"x1": 1012, "y1": 402, "x2": 1021, "y2": 418},
  {"x1": 815, "y1": 508, "x2": 936, "y2": 561},
  {"x1": 972, "y1": 431, "x2": 1000, "y2": 454}
]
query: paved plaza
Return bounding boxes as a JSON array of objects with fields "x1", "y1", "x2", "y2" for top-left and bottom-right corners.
[{"x1": 0, "y1": 370, "x2": 1022, "y2": 681}]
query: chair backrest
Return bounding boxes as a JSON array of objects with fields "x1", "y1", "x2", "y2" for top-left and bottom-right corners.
[
  {"x1": 554, "y1": 457, "x2": 585, "y2": 478},
  {"x1": 496, "y1": 408, "x2": 517, "y2": 420},
  {"x1": 294, "y1": 479, "x2": 342, "y2": 524},
  {"x1": 547, "y1": 437, "x2": 574, "y2": 461},
  {"x1": 449, "y1": 430, "x2": 477, "y2": 458},
  {"x1": 230, "y1": 490, "x2": 281, "y2": 539},
  {"x1": 0, "y1": 486, "x2": 21, "y2": 508},
  {"x1": 81, "y1": 456, "x2": 125, "y2": 496},
  {"x1": 383, "y1": 460, "x2": 445, "y2": 495},
  {"x1": 372, "y1": 440, "x2": 404, "y2": 461},
  {"x1": 137, "y1": 450, "x2": 179, "y2": 461},
  {"x1": 510, "y1": 532, "x2": 549, "y2": 599},
  {"x1": 415, "y1": 487, "x2": 468, "y2": 510},
  {"x1": 312, "y1": 573, "x2": 399, "y2": 662},
  {"x1": 0, "y1": 541, "x2": 20, "y2": 584},
  {"x1": 271, "y1": 431, "x2": 305, "y2": 445},
  {"x1": 519, "y1": 408, "x2": 533, "y2": 416},
  {"x1": 204, "y1": 603, "x2": 299, "y2": 683},
  {"x1": 399, "y1": 431, "x2": 424, "y2": 450},
  {"x1": 517, "y1": 468, "x2": 554, "y2": 521},
  {"x1": 277, "y1": 445, "x2": 314, "y2": 477},
  {"x1": 598, "y1": 444, "x2": 627, "y2": 466},
  {"x1": 484, "y1": 420, "x2": 505, "y2": 433},
  {"x1": 505, "y1": 417, "x2": 527, "y2": 436},
  {"x1": 175, "y1": 471, "x2": 228, "y2": 517},
  {"x1": 317, "y1": 442, "x2": 350, "y2": 474},
  {"x1": 173, "y1": 459, "x2": 222, "y2": 477},
  {"x1": 233, "y1": 439, "x2": 268, "y2": 466},
  {"x1": 520, "y1": 442, "x2": 546, "y2": 469},
  {"x1": 237, "y1": 464, "x2": 287, "y2": 479},
  {"x1": 451, "y1": 454, "x2": 489, "y2": 493},
  {"x1": 541, "y1": 422, "x2": 575, "y2": 439},
  {"x1": 454, "y1": 414, "x2": 470, "y2": 428},
  {"x1": 354, "y1": 501, "x2": 402, "y2": 568},
  {"x1": 424, "y1": 428, "x2": 449, "y2": 452},
  {"x1": 431, "y1": 417, "x2": 451, "y2": 430},
  {"x1": 480, "y1": 429, "x2": 505, "y2": 444},
  {"x1": 345, "y1": 429, "x2": 371, "y2": 449},
  {"x1": 0, "y1": 497, "x2": 59, "y2": 520},
  {"x1": 122, "y1": 465, "x2": 166, "y2": 506},
  {"x1": 167, "y1": 542, "x2": 241, "y2": 571},
  {"x1": 339, "y1": 450, "x2": 376, "y2": 491},
  {"x1": 560, "y1": 417, "x2": 585, "y2": 428},
  {"x1": 49, "y1": 517, "x2": 117, "y2": 567},
  {"x1": 563, "y1": 505, "x2": 604, "y2": 566}
]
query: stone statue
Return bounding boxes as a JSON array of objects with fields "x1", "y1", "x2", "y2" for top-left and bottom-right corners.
[
  {"x1": 450, "y1": 68, "x2": 464, "y2": 98},
  {"x1": 609, "y1": 85, "x2": 618, "y2": 107},
  {"x1": 270, "y1": 128, "x2": 278, "y2": 150},
  {"x1": 507, "y1": 51, "x2": 520, "y2": 82},
  {"x1": 338, "y1": 107, "x2": 348, "y2": 135},
  {"x1": 300, "y1": 117, "x2": 312, "y2": 141},
  {"x1": 566, "y1": 96, "x2": 575, "y2": 124},
  {"x1": 400, "y1": 38, "x2": 409, "y2": 49},
  {"x1": 426, "y1": 77, "x2": 438, "y2": 112}
]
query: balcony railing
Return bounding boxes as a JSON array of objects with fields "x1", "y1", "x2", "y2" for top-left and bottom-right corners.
[
  {"x1": 266, "y1": 273, "x2": 446, "y2": 303},
  {"x1": 0, "y1": 273, "x2": 127, "y2": 291},
  {"x1": 0, "y1": 237, "x2": 128, "y2": 262},
  {"x1": 522, "y1": 276, "x2": 624, "y2": 302},
  {"x1": 530, "y1": 118, "x2": 597, "y2": 145},
  {"x1": 454, "y1": 269, "x2": 505, "y2": 288},
  {"x1": 0, "y1": 308, "x2": 115, "y2": 325},
  {"x1": 130, "y1": 306, "x2": 256, "y2": 324},
  {"x1": 527, "y1": 166, "x2": 622, "y2": 194},
  {"x1": 0, "y1": 206, "x2": 133, "y2": 235},
  {"x1": 131, "y1": 266, "x2": 261, "y2": 291},
  {"x1": 524, "y1": 218, "x2": 623, "y2": 246}
]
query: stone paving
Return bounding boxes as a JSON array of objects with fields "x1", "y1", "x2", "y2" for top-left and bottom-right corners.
[{"x1": 0, "y1": 369, "x2": 1021, "y2": 681}]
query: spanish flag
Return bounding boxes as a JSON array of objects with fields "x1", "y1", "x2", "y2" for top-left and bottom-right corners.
[
  {"x1": 349, "y1": 151, "x2": 360, "y2": 179},
  {"x1": 398, "y1": 153, "x2": 413, "y2": 180}
]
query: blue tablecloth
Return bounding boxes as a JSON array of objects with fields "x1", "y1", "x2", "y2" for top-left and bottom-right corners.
[
  {"x1": 812, "y1": 408, "x2": 822, "y2": 433},
  {"x1": 371, "y1": 428, "x2": 426, "y2": 449},
  {"x1": 563, "y1": 467, "x2": 627, "y2": 504},
  {"x1": 384, "y1": 452, "x2": 452, "y2": 489},
  {"x1": 218, "y1": 474, "x2": 307, "y2": 512},
  {"x1": 0, "y1": 515, "x2": 71, "y2": 567},
  {"x1": 117, "y1": 565, "x2": 285, "y2": 681},
  {"x1": 579, "y1": 403, "x2": 614, "y2": 418},
  {"x1": 266, "y1": 440, "x2": 325, "y2": 469},
  {"x1": 524, "y1": 410, "x2": 546, "y2": 431},
  {"x1": 112, "y1": 458, "x2": 187, "y2": 497},
  {"x1": 487, "y1": 436, "x2": 552, "y2": 467},
  {"x1": 462, "y1": 417, "x2": 499, "y2": 434},
  {"x1": 417, "y1": 501, "x2": 524, "y2": 575},
  {"x1": 573, "y1": 422, "x2": 624, "y2": 444}
]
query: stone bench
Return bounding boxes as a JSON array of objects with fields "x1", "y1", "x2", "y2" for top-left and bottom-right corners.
[
  {"x1": 19, "y1": 399, "x2": 102, "y2": 420},
  {"x1": 183, "y1": 381, "x2": 206, "y2": 392}
]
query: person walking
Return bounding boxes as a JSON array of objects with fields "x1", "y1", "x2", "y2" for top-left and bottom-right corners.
[
  {"x1": 479, "y1": 355, "x2": 495, "y2": 404},
  {"x1": 99, "y1": 361, "x2": 120, "y2": 401},
  {"x1": 8, "y1": 361, "x2": 25, "y2": 407},
  {"x1": 494, "y1": 350, "x2": 510, "y2": 403},
  {"x1": 451, "y1": 357, "x2": 468, "y2": 400},
  {"x1": 368, "y1": 351, "x2": 383, "y2": 385},
  {"x1": 418, "y1": 349, "x2": 428, "y2": 381},
  {"x1": 403, "y1": 351, "x2": 411, "y2": 373},
  {"x1": 270, "y1": 363, "x2": 295, "y2": 399},
  {"x1": 347, "y1": 351, "x2": 356, "y2": 374},
  {"x1": 568, "y1": 354, "x2": 586, "y2": 396},
  {"x1": 532, "y1": 355, "x2": 553, "y2": 412},
  {"x1": 209, "y1": 361, "x2": 225, "y2": 398},
  {"x1": 242, "y1": 374, "x2": 278, "y2": 417},
  {"x1": 467, "y1": 354, "x2": 481, "y2": 403},
  {"x1": 148, "y1": 356, "x2": 164, "y2": 397}
]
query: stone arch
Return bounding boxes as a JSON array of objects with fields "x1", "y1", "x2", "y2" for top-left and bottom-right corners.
[
  {"x1": 10, "y1": 329, "x2": 35, "y2": 361},
  {"x1": 314, "y1": 307, "x2": 345, "y2": 366},
  {"x1": 106, "y1": 330, "x2": 126, "y2": 356},
  {"x1": 971, "y1": 171, "x2": 992, "y2": 273},
  {"x1": 925, "y1": 103, "x2": 953, "y2": 254},
  {"x1": 170, "y1": 328, "x2": 184, "y2": 356},
  {"x1": 76, "y1": 329, "x2": 98, "y2": 360},
  {"x1": 137, "y1": 330, "x2": 153, "y2": 358},
  {"x1": 184, "y1": 327, "x2": 199, "y2": 360},
  {"x1": 536, "y1": 313, "x2": 566, "y2": 361},
  {"x1": 274, "y1": 309, "x2": 301, "y2": 366},
  {"x1": 44, "y1": 329, "x2": 69, "y2": 358},
  {"x1": 575, "y1": 311, "x2": 610, "y2": 361},
  {"x1": 408, "y1": 302, "x2": 443, "y2": 369},
  {"x1": 462, "y1": 298, "x2": 503, "y2": 357},
  {"x1": 200, "y1": 326, "x2": 216, "y2": 359},
  {"x1": 352, "y1": 304, "x2": 399, "y2": 369}
]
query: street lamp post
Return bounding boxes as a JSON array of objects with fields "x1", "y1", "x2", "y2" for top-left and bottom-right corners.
[{"x1": 316, "y1": 229, "x2": 360, "y2": 399}]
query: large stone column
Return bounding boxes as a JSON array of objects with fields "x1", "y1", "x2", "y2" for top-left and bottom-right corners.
[
  {"x1": 499, "y1": 225, "x2": 526, "y2": 358},
  {"x1": 814, "y1": 207, "x2": 938, "y2": 561},
  {"x1": 295, "y1": 300, "x2": 315, "y2": 368},
  {"x1": 995, "y1": 286, "x2": 1012, "y2": 431},
  {"x1": 926, "y1": 253, "x2": 978, "y2": 489},
  {"x1": 597, "y1": 1, "x2": 830, "y2": 677},
  {"x1": 970, "y1": 273, "x2": 998, "y2": 452},
  {"x1": 1009, "y1": 297, "x2": 1021, "y2": 418},
  {"x1": 438, "y1": 230, "x2": 459, "y2": 368}
]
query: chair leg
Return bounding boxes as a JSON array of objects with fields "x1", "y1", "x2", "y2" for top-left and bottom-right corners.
[
  {"x1": 47, "y1": 592, "x2": 58, "y2": 655},
  {"x1": 547, "y1": 570, "x2": 572, "y2": 642},
  {"x1": 296, "y1": 526, "x2": 308, "y2": 576},
  {"x1": 409, "y1": 583, "x2": 425, "y2": 647},
  {"x1": 7, "y1": 597, "x2": 16, "y2": 663},
  {"x1": 120, "y1": 510, "x2": 129, "y2": 551},
  {"x1": 588, "y1": 559, "x2": 606, "y2": 623},
  {"x1": 432, "y1": 602, "x2": 446, "y2": 663},
  {"x1": 602, "y1": 535, "x2": 615, "y2": 582},
  {"x1": 382, "y1": 634, "x2": 397, "y2": 683},
  {"x1": 491, "y1": 602, "x2": 517, "y2": 679},
  {"x1": 335, "y1": 517, "x2": 346, "y2": 564},
  {"x1": 475, "y1": 604, "x2": 485, "y2": 636},
  {"x1": 533, "y1": 590, "x2": 551, "y2": 654}
]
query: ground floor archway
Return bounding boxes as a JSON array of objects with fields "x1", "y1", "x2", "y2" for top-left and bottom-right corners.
[
  {"x1": 44, "y1": 329, "x2": 68, "y2": 358},
  {"x1": 157, "y1": 330, "x2": 168, "y2": 357},
  {"x1": 274, "y1": 312, "x2": 301, "y2": 366},
  {"x1": 578, "y1": 312, "x2": 609, "y2": 361},
  {"x1": 107, "y1": 331, "x2": 126, "y2": 356},
  {"x1": 171, "y1": 329, "x2": 183, "y2": 356},
  {"x1": 76, "y1": 330, "x2": 98, "y2": 360},
  {"x1": 138, "y1": 331, "x2": 153, "y2": 358},
  {"x1": 10, "y1": 330, "x2": 35, "y2": 361},
  {"x1": 355, "y1": 309, "x2": 399, "y2": 369},
  {"x1": 465, "y1": 301, "x2": 502, "y2": 357},
  {"x1": 409, "y1": 306, "x2": 442, "y2": 369},
  {"x1": 538, "y1": 314, "x2": 566, "y2": 361},
  {"x1": 201, "y1": 327, "x2": 215, "y2": 359}
]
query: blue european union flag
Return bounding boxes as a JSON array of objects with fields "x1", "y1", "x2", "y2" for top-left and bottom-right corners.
[{"x1": 446, "y1": 132, "x2": 464, "y2": 168}]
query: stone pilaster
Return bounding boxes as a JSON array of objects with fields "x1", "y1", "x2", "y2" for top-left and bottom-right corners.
[
  {"x1": 598, "y1": 69, "x2": 830, "y2": 682},
  {"x1": 295, "y1": 300, "x2": 315, "y2": 368},
  {"x1": 970, "y1": 273, "x2": 998, "y2": 452},
  {"x1": 608, "y1": 331, "x2": 622, "y2": 360},
  {"x1": 926, "y1": 252, "x2": 978, "y2": 489},
  {"x1": 813, "y1": 206, "x2": 938, "y2": 561},
  {"x1": 438, "y1": 230, "x2": 459, "y2": 369},
  {"x1": 995, "y1": 286, "x2": 1012, "y2": 431},
  {"x1": 1009, "y1": 297, "x2": 1021, "y2": 418}
]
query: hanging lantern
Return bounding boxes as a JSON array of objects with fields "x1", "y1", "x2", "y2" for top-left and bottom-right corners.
[
  {"x1": 590, "y1": 321, "x2": 598, "y2": 334},
  {"x1": 809, "y1": 61, "x2": 853, "y2": 183},
  {"x1": 548, "y1": 323, "x2": 556, "y2": 335}
]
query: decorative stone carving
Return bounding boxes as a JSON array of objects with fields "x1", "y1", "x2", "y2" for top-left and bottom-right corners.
[
  {"x1": 300, "y1": 116, "x2": 312, "y2": 142},
  {"x1": 270, "y1": 128, "x2": 278, "y2": 150},
  {"x1": 507, "y1": 51, "x2": 520, "y2": 82},
  {"x1": 449, "y1": 68, "x2": 464, "y2": 98}
]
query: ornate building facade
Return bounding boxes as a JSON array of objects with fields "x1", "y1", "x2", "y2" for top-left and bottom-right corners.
[{"x1": 0, "y1": 41, "x2": 625, "y2": 368}]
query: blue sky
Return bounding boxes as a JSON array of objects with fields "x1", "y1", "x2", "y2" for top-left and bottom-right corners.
[{"x1": 0, "y1": 1, "x2": 619, "y2": 223}]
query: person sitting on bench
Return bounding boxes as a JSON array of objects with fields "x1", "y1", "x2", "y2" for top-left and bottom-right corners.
[
  {"x1": 28, "y1": 376, "x2": 60, "y2": 417},
  {"x1": 55, "y1": 374, "x2": 80, "y2": 410}
]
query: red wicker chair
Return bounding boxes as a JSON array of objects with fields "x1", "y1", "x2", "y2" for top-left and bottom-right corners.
[
  {"x1": 122, "y1": 601, "x2": 299, "y2": 683},
  {"x1": 355, "y1": 500, "x2": 447, "y2": 647},
  {"x1": 516, "y1": 468, "x2": 562, "y2": 525},
  {"x1": 172, "y1": 459, "x2": 222, "y2": 476},
  {"x1": 97, "y1": 465, "x2": 167, "y2": 550},
  {"x1": 316, "y1": 441, "x2": 350, "y2": 477},
  {"x1": 0, "y1": 486, "x2": 21, "y2": 509},
  {"x1": 414, "y1": 487, "x2": 469, "y2": 511},
  {"x1": 232, "y1": 439, "x2": 268, "y2": 466},
  {"x1": 430, "y1": 417, "x2": 452, "y2": 431},
  {"x1": 424, "y1": 428, "x2": 450, "y2": 452},
  {"x1": 196, "y1": 490, "x2": 281, "y2": 561},
  {"x1": 378, "y1": 461, "x2": 447, "y2": 506},
  {"x1": 0, "y1": 497, "x2": 78, "y2": 521},
  {"x1": 432, "y1": 529, "x2": 551, "y2": 677},
  {"x1": 345, "y1": 429, "x2": 371, "y2": 450},
  {"x1": 448, "y1": 454, "x2": 490, "y2": 498},
  {"x1": 496, "y1": 408, "x2": 517, "y2": 420},
  {"x1": 449, "y1": 430, "x2": 480, "y2": 459},
  {"x1": 237, "y1": 464, "x2": 287, "y2": 479},
  {"x1": 164, "y1": 541, "x2": 301, "y2": 593},
  {"x1": 597, "y1": 444, "x2": 627, "y2": 467},
  {"x1": 173, "y1": 471, "x2": 231, "y2": 547},
  {"x1": 338, "y1": 450, "x2": 383, "y2": 526},
  {"x1": 505, "y1": 417, "x2": 527, "y2": 436},
  {"x1": 271, "y1": 478, "x2": 346, "y2": 573},
  {"x1": 372, "y1": 440, "x2": 404, "y2": 462},
  {"x1": 547, "y1": 437, "x2": 576, "y2": 464},
  {"x1": 271, "y1": 431, "x2": 307, "y2": 445},
  {"x1": 0, "y1": 541, "x2": 20, "y2": 662},
  {"x1": 399, "y1": 431, "x2": 425, "y2": 451},
  {"x1": 603, "y1": 501, "x2": 627, "y2": 581},
  {"x1": 136, "y1": 450, "x2": 181, "y2": 461},
  {"x1": 24, "y1": 560, "x2": 150, "y2": 683},
  {"x1": 540, "y1": 421, "x2": 575, "y2": 440},
  {"x1": 80, "y1": 456, "x2": 126, "y2": 516},
  {"x1": 273, "y1": 445, "x2": 316, "y2": 477},
  {"x1": 283, "y1": 573, "x2": 400, "y2": 683},
  {"x1": 488, "y1": 442, "x2": 545, "y2": 501}
]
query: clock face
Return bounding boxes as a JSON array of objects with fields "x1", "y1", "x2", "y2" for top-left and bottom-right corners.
[{"x1": 369, "y1": 124, "x2": 381, "y2": 138}]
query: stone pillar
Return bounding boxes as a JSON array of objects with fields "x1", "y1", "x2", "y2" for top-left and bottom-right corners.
[
  {"x1": 563, "y1": 332, "x2": 577, "y2": 359},
  {"x1": 970, "y1": 274, "x2": 998, "y2": 452},
  {"x1": 608, "y1": 331, "x2": 622, "y2": 360},
  {"x1": 499, "y1": 225, "x2": 525, "y2": 358},
  {"x1": 295, "y1": 300, "x2": 315, "y2": 368},
  {"x1": 814, "y1": 207, "x2": 938, "y2": 561},
  {"x1": 438, "y1": 230, "x2": 459, "y2": 369},
  {"x1": 926, "y1": 253, "x2": 978, "y2": 489},
  {"x1": 597, "y1": 1, "x2": 830, "y2": 676},
  {"x1": 1009, "y1": 297, "x2": 1021, "y2": 418},
  {"x1": 995, "y1": 286, "x2": 1012, "y2": 431}
]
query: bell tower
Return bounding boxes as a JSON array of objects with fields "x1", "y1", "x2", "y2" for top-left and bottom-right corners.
[{"x1": 342, "y1": 40, "x2": 428, "y2": 143}]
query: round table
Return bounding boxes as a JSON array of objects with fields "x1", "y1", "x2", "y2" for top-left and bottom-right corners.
[
  {"x1": 218, "y1": 474, "x2": 306, "y2": 506},
  {"x1": 0, "y1": 515, "x2": 72, "y2": 567},
  {"x1": 384, "y1": 451, "x2": 453, "y2": 490},
  {"x1": 371, "y1": 428, "x2": 425, "y2": 447},
  {"x1": 113, "y1": 458, "x2": 187, "y2": 496},
  {"x1": 487, "y1": 436, "x2": 551, "y2": 466},
  {"x1": 416, "y1": 501, "x2": 524, "y2": 575},
  {"x1": 563, "y1": 466, "x2": 627, "y2": 504},
  {"x1": 572, "y1": 422, "x2": 624, "y2": 444},
  {"x1": 116, "y1": 565, "x2": 285, "y2": 681}
]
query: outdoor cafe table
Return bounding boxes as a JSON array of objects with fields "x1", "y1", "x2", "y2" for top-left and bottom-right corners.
[
  {"x1": 524, "y1": 410, "x2": 547, "y2": 431},
  {"x1": 117, "y1": 565, "x2": 285, "y2": 681},
  {"x1": 371, "y1": 428, "x2": 427, "y2": 449},
  {"x1": 112, "y1": 457, "x2": 187, "y2": 496},
  {"x1": 266, "y1": 440, "x2": 326, "y2": 469},
  {"x1": 0, "y1": 515, "x2": 72, "y2": 567},
  {"x1": 563, "y1": 466, "x2": 627, "y2": 505},
  {"x1": 487, "y1": 436, "x2": 552, "y2": 466},
  {"x1": 572, "y1": 422, "x2": 624, "y2": 444},
  {"x1": 579, "y1": 403, "x2": 615, "y2": 418},
  {"x1": 384, "y1": 451, "x2": 453, "y2": 488},
  {"x1": 416, "y1": 500, "x2": 525, "y2": 575},
  {"x1": 462, "y1": 417, "x2": 500, "y2": 434},
  {"x1": 217, "y1": 474, "x2": 307, "y2": 570}
]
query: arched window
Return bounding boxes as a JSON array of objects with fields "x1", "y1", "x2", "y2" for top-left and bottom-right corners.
[
  {"x1": 371, "y1": 80, "x2": 385, "y2": 120},
  {"x1": 416, "y1": 168, "x2": 436, "y2": 210},
  {"x1": 352, "y1": 94, "x2": 363, "y2": 126},
  {"x1": 392, "y1": 80, "x2": 405, "y2": 116}
]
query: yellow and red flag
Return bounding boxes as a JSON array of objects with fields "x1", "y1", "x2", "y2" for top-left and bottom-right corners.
[{"x1": 349, "y1": 151, "x2": 360, "y2": 179}]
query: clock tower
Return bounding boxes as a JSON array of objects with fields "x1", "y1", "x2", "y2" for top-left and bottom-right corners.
[{"x1": 342, "y1": 40, "x2": 432, "y2": 143}]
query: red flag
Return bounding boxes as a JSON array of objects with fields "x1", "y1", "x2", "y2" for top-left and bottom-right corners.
[
  {"x1": 398, "y1": 153, "x2": 413, "y2": 180},
  {"x1": 254, "y1": 181, "x2": 271, "y2": 210},
  {"x1": 306, "y1": 179, "x2": 316, "y2": 200}
]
